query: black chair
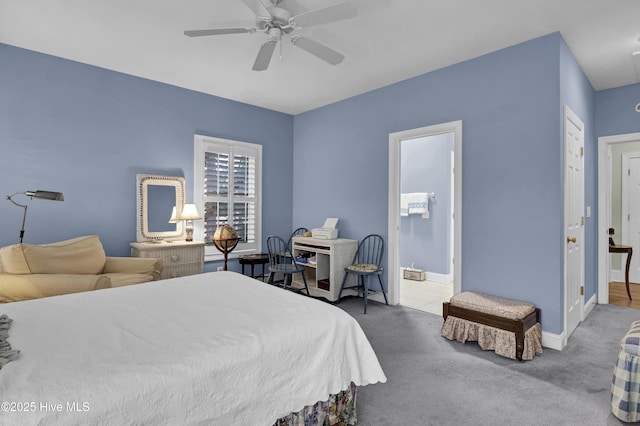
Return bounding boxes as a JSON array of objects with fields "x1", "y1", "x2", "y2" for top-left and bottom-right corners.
[
  {"x1": 287, "y1": 227, "x2": 308, "y2": 250},
  {"x1": 267, "y1": 228, "x2": 309, "y2": 284},
  {"x1": 337, "y1": 234, "x2": 389, "y2": 314},
  {"x1": 267, "y1": 235, "x2": 310, "y2": 296}
]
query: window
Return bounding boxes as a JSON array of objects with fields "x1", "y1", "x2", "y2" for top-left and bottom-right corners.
[{"x1": 194, "y1": 135, "x2": 262, "y2": 261}]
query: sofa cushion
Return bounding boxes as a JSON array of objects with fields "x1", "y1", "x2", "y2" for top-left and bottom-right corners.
[
  {"x1": 0, "y1": 274, "x2": 111, "y2": 303},
  {"x1": 0, "y1": 244, "x2": 31, "y2": 274},
  {"x1": 22, "y1": 235, "x2": 107, "y2": 275}
]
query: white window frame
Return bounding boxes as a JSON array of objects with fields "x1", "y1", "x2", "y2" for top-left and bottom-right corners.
[{"x1": 194, "y1": 134, "x2": 262, "y2": 262}]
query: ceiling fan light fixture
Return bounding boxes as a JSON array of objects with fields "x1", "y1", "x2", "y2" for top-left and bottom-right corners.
[{"x1": 185, "y1": 0, "x2": 357, "y2": 71}]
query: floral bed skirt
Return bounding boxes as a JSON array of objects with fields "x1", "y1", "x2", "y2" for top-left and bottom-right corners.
[
  {"x1": 441, "y1": 316, "x2": 543, "y2": 360},
  {"x1": 273, "y1": 382, "x2": 357, "y2": 426}
]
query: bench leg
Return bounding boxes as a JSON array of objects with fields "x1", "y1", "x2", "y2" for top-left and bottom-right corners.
[{"x1": 515, "y1": 326, "x2": 525, "y2": 362}]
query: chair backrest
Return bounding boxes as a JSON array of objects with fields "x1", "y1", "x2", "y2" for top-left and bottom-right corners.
[
  {"x1": 353, "y1": 234, "x2": 384, "y2": 267},
  {"x1": 287, "y1": 227, "x2": 308, "y2": 249},
  {"x1": 267, "y1": 235, "x2": 293, "y2": 267}
]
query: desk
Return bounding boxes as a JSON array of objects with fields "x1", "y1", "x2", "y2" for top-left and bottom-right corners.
[
  {"x1": 291, "y1": 237, "x2": 357, "y2": 302},
  {"x1": 239, "y1": 254, "x2": 269, "y2": 281},
  {"x1": 610, "y1": 245, "x2": 633, "y2": 300}
]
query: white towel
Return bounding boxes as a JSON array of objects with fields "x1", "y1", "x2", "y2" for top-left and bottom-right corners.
[
  {"x1": 407, "y1": 193, "x2": 429, "y2": 218},
  {"x1": 400, "y1": 193, "x2": 409, "y2": 217}
]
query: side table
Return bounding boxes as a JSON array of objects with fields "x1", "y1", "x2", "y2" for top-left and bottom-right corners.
[{"x1": 239, "y1": 253, "x2": 269, "y2": 281}]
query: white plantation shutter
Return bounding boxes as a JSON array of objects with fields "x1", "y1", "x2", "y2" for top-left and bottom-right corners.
[{"x1": 195, "y1": 135, "x2": 262, "y2": 259}]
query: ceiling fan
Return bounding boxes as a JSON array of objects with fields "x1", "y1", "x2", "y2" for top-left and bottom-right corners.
[{"x1": 184, "y1": 0, "x2": 357, "y2": 71}]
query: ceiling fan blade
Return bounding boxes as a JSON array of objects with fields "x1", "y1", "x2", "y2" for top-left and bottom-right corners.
[
  {"x1": 252, "y1": 41, "x2": 278, "y2": 71},
  {"x1": 292, "y1": 36, "x2": 344, "y2": 65},
  {"x1": 289, "y1": 2, "x2": 357, "y2": 28},
  {"x1": 242, "y1": 0, "x2": 272, "y2": 19},
  {"x1": 184, "y1": 28, "x2": 254, "y2": 37}
]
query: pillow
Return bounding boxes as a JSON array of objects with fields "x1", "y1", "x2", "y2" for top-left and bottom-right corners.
[
  {"x1": 0, "y1": 244, "x2": 31, "y2": 274},
  {"x1": 21, "y1": 235, "x2": 107, "y2": 275}
]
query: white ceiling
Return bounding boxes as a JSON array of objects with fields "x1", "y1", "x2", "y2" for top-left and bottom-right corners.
[{"x1": 1, "y1": 0, "x2": 639, "y2": 115}]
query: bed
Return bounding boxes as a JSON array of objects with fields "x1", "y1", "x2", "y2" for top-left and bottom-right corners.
[{"x1": 0, "y1": 271, "x2": 386, "y2": 425}]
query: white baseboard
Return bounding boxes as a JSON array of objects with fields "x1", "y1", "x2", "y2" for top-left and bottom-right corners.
[
  {"x1": 541, "y1": 330, "x2": 565, "y2": 351},
  {"x1": 584, "y1": 293, "x2": 597, "y2": 318},
  {"x1": 426, "y1": 271, "x2": 453, "y2": 283},
  {"x1": 610, "y1": 269, "x2": 623, "y2": 282},
  {"x1": 542, "y1": 293, "x2": 597, "y2": 352}
]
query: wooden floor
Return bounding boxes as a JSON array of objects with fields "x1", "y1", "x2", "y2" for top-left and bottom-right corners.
[{"x1": 609, "y1": 281, "x2": 640, "y2": 309}]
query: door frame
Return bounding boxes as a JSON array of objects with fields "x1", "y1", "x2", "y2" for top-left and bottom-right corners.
[
  {"x1": 620, "y1": 152, "x2": 640, "y2": 246},
  {"x1": 387, "y1": 120, "x2": 462, "y2": 305},
  {"x1": 597, "y1": 132, "x2": 640, "y2": 303}
]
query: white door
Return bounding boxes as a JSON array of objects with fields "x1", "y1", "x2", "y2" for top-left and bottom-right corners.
[
  {"x1": 622, "y1": 155, "x2": 640, "y2": 283},
  {"x1": 564, "y1": 106, "x2": 584, "y2": 338}
]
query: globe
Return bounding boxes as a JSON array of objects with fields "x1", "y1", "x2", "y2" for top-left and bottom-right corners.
[{"x1": 212, "y1": 225, "x2": 239, "y2": 251}]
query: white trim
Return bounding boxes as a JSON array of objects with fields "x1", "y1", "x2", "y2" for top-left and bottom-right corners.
[
  {"x1": 450, "y1": 150, "x2": 455, "y2": 278},
  {"x1": 620, "y1": 151, "x2": 640, "y2": 246},
  {"x1": 426, "y1": 271, "x2": 453, "y2": 283},
  {"x1": 541, "y1": 292, "x2": 597, "y2": 353},
  {"x1": 597, "y1": 132, "x2": 640, "y2": 304},
  {"x1": 584, "y1": 292, "x2": 597, "y2": 319},
  {"x1": 541, "y1": 331, "x2": 565, "y2": 351},
  {"x1": 194, "y1": 134, "x2": 263, "y2": 261},
  {"x1": 609, "y1": 269, "x2": 624, "y2": 282},
  {"x1": 388, "y1": 121, "x2": 462, "y2": 306}
]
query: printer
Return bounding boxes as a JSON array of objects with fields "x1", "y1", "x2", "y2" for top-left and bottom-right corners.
[{"x1": 312, "y1": 217, "x2": 339, "y2": 240}]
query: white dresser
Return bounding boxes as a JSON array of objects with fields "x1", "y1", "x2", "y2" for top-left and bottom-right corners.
[{"x1": 130, "y1": 240, "x2": 204, "y2": 279}]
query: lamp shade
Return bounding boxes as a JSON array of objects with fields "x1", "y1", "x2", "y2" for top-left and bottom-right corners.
[
  {"x1": 25, "y1": 190, "x2": 64, "y2": 201},
  {"x1": 180, "y1": 203, "x2": 201, "y2": 220}
]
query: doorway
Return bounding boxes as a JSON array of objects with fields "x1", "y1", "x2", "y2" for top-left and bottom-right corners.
[
  {"x1": 621, "y1": 152, "x2": 640, "y2": 283},
  {"x1": 597, "y1": 132, "x2": 640, "y2": 305},
  {"x1": 387, "y1": 121, "x2": 462, "y2": 312}
]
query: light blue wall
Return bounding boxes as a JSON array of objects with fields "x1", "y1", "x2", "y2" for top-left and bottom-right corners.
[
  {"x1": 399, "y1": 133, "x2": 453, "y2": 274},
  {"x1": 559, "y1": 38, "x2": 597, "y2": 304},
  {"x1": 596, "y1": 83, "x2": 640, "y2": 136},
  {"x1": 0, "y1": 32, "x2": 603, "y2": 335},
  {"x1": 293, "y1": 33, "x2": 565, "y2": 333},
  {"x1": 0, "y1": 44, "x2": 294, "y2": 272}
]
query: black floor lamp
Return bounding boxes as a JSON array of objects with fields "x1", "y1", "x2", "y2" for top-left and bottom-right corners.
[{"x1": 5, "y1": 190, "x2": 64, "y2": 243}]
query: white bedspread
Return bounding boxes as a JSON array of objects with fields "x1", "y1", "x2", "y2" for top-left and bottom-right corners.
[{"x1": 0, "y1": 271, "x2": 386, "y2": 425}]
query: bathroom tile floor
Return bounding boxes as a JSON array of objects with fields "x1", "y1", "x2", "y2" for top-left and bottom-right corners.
[{"x1": 399, "y1": 278, "x2": 453, "y2": 316}]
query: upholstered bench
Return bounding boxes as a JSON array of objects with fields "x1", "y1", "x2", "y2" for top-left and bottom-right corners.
[
  {"x1": 612, "y1": 321, "x2": 640, "y2": 422},
  {"x1": 441, "y1": 291, "x2": 542, "y2": 361}
]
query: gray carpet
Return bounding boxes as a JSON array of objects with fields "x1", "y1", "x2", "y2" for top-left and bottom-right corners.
[{"x1": 336, "y1": 297, "x2": 638, "y2": 426}]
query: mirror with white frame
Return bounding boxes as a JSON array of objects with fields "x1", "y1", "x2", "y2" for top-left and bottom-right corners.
[{"x1": 136, "y1": 174, "x2": 186, "y2": 242}]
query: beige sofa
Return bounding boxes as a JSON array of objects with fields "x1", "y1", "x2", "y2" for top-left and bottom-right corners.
[{"x1": 0, "y1": 235, "x2": 162, "y2": 303}]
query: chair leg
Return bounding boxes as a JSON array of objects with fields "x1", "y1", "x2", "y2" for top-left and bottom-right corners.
[
  {"x1": 363, "y1": 275, "x2": 369, "y2": 314},
  {"x1": 268, "y1": 272, "x2": 274, "y2": 284},
  {"x1": 378, "y1": 275, "x2": 389, "y2": 305}
]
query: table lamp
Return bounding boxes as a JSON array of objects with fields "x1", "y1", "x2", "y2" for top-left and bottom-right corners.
[{"x1": 181, "y1": 203, "x2": 201, "y2": 242}]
